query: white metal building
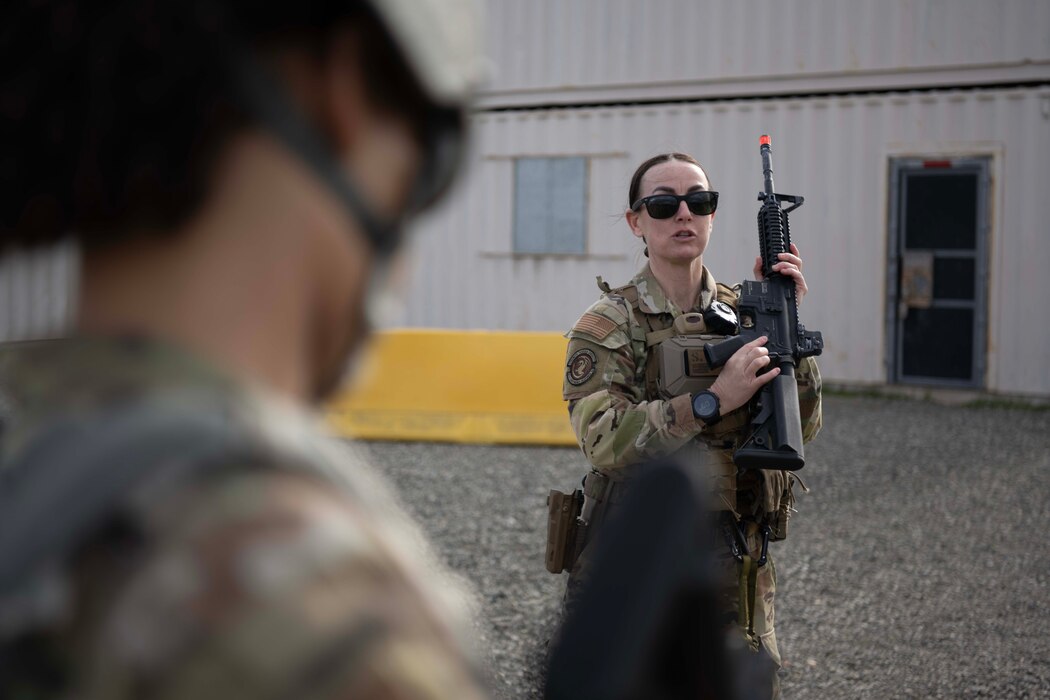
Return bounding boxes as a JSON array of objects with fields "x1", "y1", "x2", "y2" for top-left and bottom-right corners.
[
  {"x1": 2, "y1": 0, "x2": 1048, "y2": 397},
  {"x1": 400, "y1": 0, "x2": 1050, "y2": 396}
]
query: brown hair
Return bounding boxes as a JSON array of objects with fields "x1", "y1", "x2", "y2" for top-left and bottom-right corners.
[{"x1": 627, "y1": 153, "x2": 711, "y2": 207}]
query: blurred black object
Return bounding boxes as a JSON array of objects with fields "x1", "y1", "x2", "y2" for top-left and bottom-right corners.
[{"x1": 544, "y1": 460, "x2": 739, "y2": 700}]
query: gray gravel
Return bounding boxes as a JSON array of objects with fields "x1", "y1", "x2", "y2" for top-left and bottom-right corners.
[{"x1": 359, "y1": 395, "x2": 1050, "y2": 699}]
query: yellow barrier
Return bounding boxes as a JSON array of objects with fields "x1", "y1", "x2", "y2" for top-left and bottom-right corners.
[{"x1": 326, "y1": 329, "x2": 579, "y2": 446}]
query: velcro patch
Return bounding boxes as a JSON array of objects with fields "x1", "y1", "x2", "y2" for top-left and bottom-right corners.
[
  {"x1": 572, "y1": 312, "x2": 617, "y2": 341},
  {"x1": 566, "y1": 348, "x2": 598, "y2": 386}
]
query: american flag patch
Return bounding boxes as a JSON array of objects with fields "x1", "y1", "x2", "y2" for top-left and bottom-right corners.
[{"x1": 573, "y1": 312, "x2": 617, "y2": 340}]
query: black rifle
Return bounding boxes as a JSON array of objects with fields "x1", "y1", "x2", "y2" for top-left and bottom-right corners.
[{"x1": 704, "y1": 135, "x2": 823, "y2": 471}]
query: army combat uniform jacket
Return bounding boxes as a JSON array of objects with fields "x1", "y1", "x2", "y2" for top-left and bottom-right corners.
[
  {"x1": 0, "y1": 337, "x2": 486, "y2": 700},
  {"x1": 562, "y1": 263, "x2": 821, "y2": 669}
]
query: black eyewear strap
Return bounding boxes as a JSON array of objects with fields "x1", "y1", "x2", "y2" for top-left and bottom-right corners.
[
  {"x1": 227, "y1": 50, "x2": 466, "y2": 257},
  {"x1": 631, "y1": 191, "x2": 719, "y2": 219}
]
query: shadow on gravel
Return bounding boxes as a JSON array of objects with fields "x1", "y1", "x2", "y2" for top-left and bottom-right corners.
[{"x1": 360, "y1": 395, "x2": 1050, "y2": 700}]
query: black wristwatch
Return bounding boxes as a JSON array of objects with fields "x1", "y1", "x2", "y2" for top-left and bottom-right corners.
[{"x1": 691, "y1": 390, "x2": 722, "y2": 426}]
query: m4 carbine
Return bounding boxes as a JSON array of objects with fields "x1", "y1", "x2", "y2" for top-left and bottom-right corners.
[{"x1": 705, "y1": 135, "x2": 823, "y2": 471}]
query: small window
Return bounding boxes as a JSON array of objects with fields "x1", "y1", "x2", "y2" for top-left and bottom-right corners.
[{"x1": 513, "y1": 157, "x2": 587, "y2": 254}]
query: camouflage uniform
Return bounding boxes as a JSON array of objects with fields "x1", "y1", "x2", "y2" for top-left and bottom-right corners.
[
  {"x1": 562, "y1": 264, "x2": 821, "y2": 682},
  {"x1": 0, "y1": 337, "x2": 486, "y2": 699}
]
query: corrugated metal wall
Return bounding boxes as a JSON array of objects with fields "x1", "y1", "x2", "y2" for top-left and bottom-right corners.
[
  {"x1": 0, "y1": 242, "x2": 76, "y2": 343},
  {"x1": 482, "y1": 0, "x2": 1050, "y2": 107},
  {"x1": 402, "y1": 86, "x2": 1050, "y2": 396}
]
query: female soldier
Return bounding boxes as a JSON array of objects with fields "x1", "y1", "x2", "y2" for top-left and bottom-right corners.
[{"x1": 561, "y1": 152, "x2": 822, "y2": 693}]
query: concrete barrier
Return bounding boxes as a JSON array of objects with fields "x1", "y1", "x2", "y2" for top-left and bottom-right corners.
[{"x1": 326, "y1": 329, "x2": 578, "y2": 446}]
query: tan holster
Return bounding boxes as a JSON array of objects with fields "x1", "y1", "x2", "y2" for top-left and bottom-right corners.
[{"x1": 545, "y1": 489, "x2": 583, "y2": 573}]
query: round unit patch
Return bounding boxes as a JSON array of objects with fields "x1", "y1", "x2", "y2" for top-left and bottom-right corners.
[{"x1": 566, "y1": 348, "x2": 598, "y2": 386}]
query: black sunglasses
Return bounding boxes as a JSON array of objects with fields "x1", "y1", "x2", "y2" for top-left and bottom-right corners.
[{"x1": 631, "y1": 191, "x2": 719, "y2": 219}]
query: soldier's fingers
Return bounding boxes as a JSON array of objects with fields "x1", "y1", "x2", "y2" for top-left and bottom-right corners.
[
  {"x1": 731, "y1": 337, "x2": 769, "y2": 370},
  {"x1": 726, "y1": 336, "x2": 769, "y2": 371},
  {"x1": 776, "y1": 264, "x2": 808, "y2": 292},
  {"x1": 749, "y1": 353, "x2": 772, "y2": 376},
  {"x1": 754, "y1": 364, "x2": 780, "y2": 386}
]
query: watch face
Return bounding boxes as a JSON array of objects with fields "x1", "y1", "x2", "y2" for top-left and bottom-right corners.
[{"x1": 694, "y1": 392, "x2": 717, "y2": 418}]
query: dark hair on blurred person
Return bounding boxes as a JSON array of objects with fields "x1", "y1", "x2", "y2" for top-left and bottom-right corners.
[{"x1": 0, "y1": 1, "x2": 431, "y2": 253}]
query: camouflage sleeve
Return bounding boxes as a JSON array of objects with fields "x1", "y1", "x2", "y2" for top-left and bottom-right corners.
[
  {"x1": 85, "y1": 469, "x2": 486, "y2": 700},
  {"x1": 563, "y1": 300, "x2": 703, "y2": 472},
  {"x1": 796, "y1": 355, "x2": 822, "y2": 443}
]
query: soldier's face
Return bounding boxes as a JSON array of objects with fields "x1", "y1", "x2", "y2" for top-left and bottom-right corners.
[
  {"x1": 300, "y1": 34, "x2": 427, "y2": 401},
  {"x1": 627, "y1": 160, "x2": 714, "y2": 265}
]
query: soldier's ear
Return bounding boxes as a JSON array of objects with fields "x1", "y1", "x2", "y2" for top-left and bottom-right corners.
[
  {"x1": 626, "y1": 208, "x2": 644, "y2": 239},
  {"x1": 321, "y1": 28, "x2": 370, "y2": 154}
]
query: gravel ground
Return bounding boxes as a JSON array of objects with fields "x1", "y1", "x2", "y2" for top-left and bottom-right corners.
[{"x1": 358, "y1": 395, "x2": 1050, "y2": 699}]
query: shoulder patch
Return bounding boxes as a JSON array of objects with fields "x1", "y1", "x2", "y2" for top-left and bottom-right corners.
[
  {"x1": 572, "y1": 312, "x2": 617, "y2": 341},
  {"x1": 566, "y1": 348, "x2": 598, "y2": 386},
  {"x1": 566, "y1": 297, "x2": 631, "y2": 349}
]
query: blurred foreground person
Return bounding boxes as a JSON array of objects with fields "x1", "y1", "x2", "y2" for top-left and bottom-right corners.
[
  {"x1": 0, "y1": 1, "x2": 487, "y2": 698},
  {"x1": 546, "y1": 460, "x2": 742, "y2": 700}
]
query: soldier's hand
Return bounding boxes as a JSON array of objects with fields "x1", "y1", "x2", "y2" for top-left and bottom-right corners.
[
  {"x1": 708, "y1": 336, "x2": 780, "y2": 414},
  {"x1": 753, "y1": 242, "x2": 808, "y2": 307}
]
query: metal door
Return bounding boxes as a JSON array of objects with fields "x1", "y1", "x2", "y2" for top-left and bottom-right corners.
[{"x1": 886, "y1": 158, "x2": 990, "y2": 388}]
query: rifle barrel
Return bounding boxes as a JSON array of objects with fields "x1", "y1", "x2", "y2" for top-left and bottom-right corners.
[{"x1": 760, "y1": 134, "x2": 775, "y2": 196}]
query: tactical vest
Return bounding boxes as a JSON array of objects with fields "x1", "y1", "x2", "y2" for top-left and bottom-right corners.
[{"x1": 601, "y1": 278, "x2": 752, "y2": 514}]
